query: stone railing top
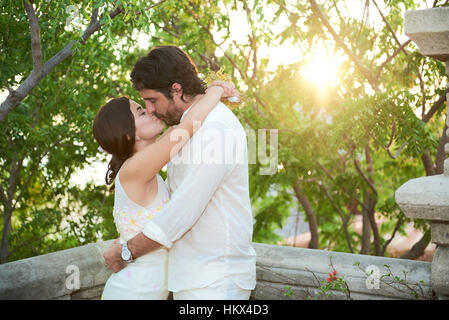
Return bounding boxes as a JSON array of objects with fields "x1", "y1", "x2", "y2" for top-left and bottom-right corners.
[
  {"x1": 0, "y1": 241, "x2": 433, "y2": 300},
  {"x1": 395, "y1": 175, "x2": 449, "y2": 221},
  {"x1": 0, "y1": 240, "x2": 114, "y2": 300},
  {"x1": 405, "y1": 7, "x2": 449, "y2": 61}
]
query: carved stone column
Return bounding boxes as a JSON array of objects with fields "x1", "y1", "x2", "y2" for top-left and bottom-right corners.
[{"x1": 396, "y1": 7, "x2": 449, "y2": 300}]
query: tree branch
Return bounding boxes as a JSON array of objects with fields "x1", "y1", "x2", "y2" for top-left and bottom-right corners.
[
  {"x1": 399, "y1": 229, "x2": 431, "y2": 260},
  {"x1": 8, "y1": 231, "x2": 56, "y2": 257},
  {"x1": 435, "y1": 122, "x2": 449, "y2": 174},
  {"x1": 422, "y1": 85, "x2": 449, "y2": 123},
  {"x1": 11, "y1": 137, "x2": 66, "y2": 212},
  {"x1": 365, "y1": 114, "x2": 400, "y2": 159},
  {"x1": 353, "y1": 158, "x2": 378, "y2": 198},
  {"x1": 317, "y1": 182, "x2": 354, "y2": 253},
  {"x1": 0, "y1": 185, "x2": 8, "y2": 207},
  {"x1": 232, "y1": 40, "x2": 251, "y2": 74},
  {"x1": 307, "y1": 0, "x2": 377, "y2": 89},
  {"x1": 186, "y1": 4, "x2": 247, "y2": 81},
  {"x1": 7, "y1": 150, "x2": 21, "y2": 206},
  {"x1": 0, "y1": 4, "x2": 122, "y2": 124},
  {"x1": 0, "y1": 0, "x2": 168, "y2": 124},
  {"x1": 1, "y1": 147, "x2": 21, "y2": 263},
  {"x1": 81, "y1": 5, "x2": 125, "y2": 44},
  {"x1": 421, "y1": 151, "x2": 436, "y2": 176},
  {"x1": 293, "y1": 180, "x2": 319, "y2": 249},
  {"x1": 151, "y1": 20, "x2": 183, "y2": 39},
  {"x1": 315, "y1": 159, "x2": 372, "y2": 214},
  {"x1": 382, "y1": 215, "x2": 404, "y2": 256},
  {"x1": 372, "y1": 0, "x2": 428, "y2": 111},
  {"x1": 184, "y1": 1, "x2": 275, "y2": 124},
  {"x1": 386, "y1": 115, "x2": 396, "y2": 149},
  {"x1": 372, "y1": 0, "x2": 404, "y2": 55},
  {"x1": 24, "y1": 0, "x2": 43, "y2": 75},
  {"x1": 144, "y1": 0, "x2": 168, "y2": 11},
  {"x1": 375, "y1": 40, "x2": 411, "y2": 82},
  {"x1": 242, "y1": 1, "x2": 258, "y2": 79},
  {"x1": 356, "y1": 0, "x2": 369, "y2": 41},
  {"x1": 199, "y1": 53, "x2": 221, "y2": 72}
]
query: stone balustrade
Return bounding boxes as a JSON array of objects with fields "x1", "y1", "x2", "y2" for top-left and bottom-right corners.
[
  {"x1": 0, "y1": 240, "x2": 432, "y2": 300},
  {"x1": 404, "y1": 8, "x2": 449, "y2": 61},
  {"x1": 396, "y1": 6, "x2": 449, "y2": 300}
]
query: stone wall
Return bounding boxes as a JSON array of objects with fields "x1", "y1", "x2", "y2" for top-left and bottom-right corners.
[
  {"x1": 253, "y1": 243, "x2": 432, "y2": 300},
  {"x1": 0, "y1": 240, "x2": 114, "y2": 300},
  {"x1": 0, "y1": 240, "x2": 433, "y2": 300}
]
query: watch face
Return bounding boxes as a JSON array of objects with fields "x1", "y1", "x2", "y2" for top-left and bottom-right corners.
[{"x1": 121, "y1": 248, "x2": 131, "y2": 261}]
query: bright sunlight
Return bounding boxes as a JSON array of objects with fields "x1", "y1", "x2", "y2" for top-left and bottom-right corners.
[{"x1": 300, "y1": 43, "x2": 345, "y2": 88}]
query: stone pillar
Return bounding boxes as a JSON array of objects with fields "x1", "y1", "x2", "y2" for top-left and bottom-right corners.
[{"x1": 396, "y1": 7, "x2": 449, "y2": 300}]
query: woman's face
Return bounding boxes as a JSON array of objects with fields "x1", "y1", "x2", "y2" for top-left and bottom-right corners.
[{"x1": 129, "y1": 99, "x2": 165, "y2": 141}]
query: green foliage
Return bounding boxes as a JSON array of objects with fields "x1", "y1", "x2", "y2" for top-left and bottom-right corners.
[
  {"x1": 1, "y1": 0, "x2": 447, "y2": 263},
  {"x1": 0, "y1": 0, "x2": 163, "y2": 261}
]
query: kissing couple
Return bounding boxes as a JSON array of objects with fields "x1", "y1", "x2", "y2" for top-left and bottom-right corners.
[{"x1": 93, "y1": 45, "x2": 256, "y2": 300}]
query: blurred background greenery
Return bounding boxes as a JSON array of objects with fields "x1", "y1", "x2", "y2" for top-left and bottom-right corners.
[{"x1": 0, "y1": 0, "x2": 447, "y2": 264}]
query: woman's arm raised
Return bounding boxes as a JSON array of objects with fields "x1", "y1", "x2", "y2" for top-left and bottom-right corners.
[{"x1": 123, "y1": 84, "x2": 235, "y2": 184}]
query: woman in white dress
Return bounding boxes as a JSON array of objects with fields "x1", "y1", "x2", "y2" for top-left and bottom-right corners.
[{"x1": 92, "y1": 81, "x2": 238, "y2": 299}]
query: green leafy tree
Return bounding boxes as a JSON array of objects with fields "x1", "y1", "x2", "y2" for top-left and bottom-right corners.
[
  {"x1": 160, "y1": 0, "x2": 448, "y2": 257},
  {"x1": 0, "y1": 0, "x2": 167, "y2": 262},
  {"x1": 1, "y1": 0, "x2": 448, "y2": 264}
]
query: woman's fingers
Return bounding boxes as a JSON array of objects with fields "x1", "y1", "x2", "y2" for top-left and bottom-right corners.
[
  {"x1": 209, "y1": 80, "x2": 239, "y2": 99},
  {"x1": 211, "y1": 80, "x2": 233, "y2": 88},
  {"x1": 210, "y1": 80, "x2": 234, "y2": 90}
]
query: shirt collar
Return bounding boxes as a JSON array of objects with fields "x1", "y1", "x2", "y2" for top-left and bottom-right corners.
[
  {"x1": 180, "y1": 105, "x2": 193, "y2": 122},
  {"x1": 180, "y1": 99, "x2": 200, "y2": 122}
]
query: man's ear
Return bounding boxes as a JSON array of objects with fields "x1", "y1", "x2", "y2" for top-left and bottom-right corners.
[{"x1": 171, "y1": 82, "x2": 183, "y2": 98}]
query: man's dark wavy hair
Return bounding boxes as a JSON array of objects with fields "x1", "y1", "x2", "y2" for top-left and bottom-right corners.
[{"x1": 130, "y1": 46, "x2": 206, "y2": 101}]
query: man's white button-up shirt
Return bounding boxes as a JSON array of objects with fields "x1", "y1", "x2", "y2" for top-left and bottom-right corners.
[{"x1": 142, "y1": 101, "x2": 257, "y2": 292}]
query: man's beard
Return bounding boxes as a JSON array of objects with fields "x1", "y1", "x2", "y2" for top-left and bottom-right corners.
[{"x1": 154, "y1": 102, "x2": 184, "y2": 126}]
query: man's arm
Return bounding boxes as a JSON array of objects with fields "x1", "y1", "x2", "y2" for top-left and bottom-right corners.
[
  {"x1": 104, "y1": 120, "x2": 234, "y2": 271},
  {"x1": 129, "y1": 120, "x2": 234, "y2": 259},
  {"x1": 127, "y1": 232, "x2": 162, "y2": 258}
]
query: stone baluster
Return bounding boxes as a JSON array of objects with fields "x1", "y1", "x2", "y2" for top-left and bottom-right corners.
[{"x1": 396, "y1": 7, "x2": 449, "y2": 300}]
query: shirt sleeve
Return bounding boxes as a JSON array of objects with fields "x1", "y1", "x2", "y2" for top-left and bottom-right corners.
[{"x1": 142, "y1": 121, "x2": 235, "y2": 248}]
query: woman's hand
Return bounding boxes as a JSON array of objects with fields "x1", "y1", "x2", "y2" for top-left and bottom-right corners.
[{"x1": 208, "y1": 80, "x2": 240, "y2": 99}]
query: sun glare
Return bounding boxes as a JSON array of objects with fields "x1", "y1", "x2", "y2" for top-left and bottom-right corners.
[{"x1": 301, "y1": 52, "x2": 343, "y2": 87}]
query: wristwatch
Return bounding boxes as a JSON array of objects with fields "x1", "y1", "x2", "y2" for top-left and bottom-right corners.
[{"x1": 121, "y1": 241, "x2": 133, "y2": 263}]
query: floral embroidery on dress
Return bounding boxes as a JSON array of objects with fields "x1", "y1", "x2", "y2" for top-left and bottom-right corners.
[{"x1": 113, "y1": 197, "x2": 170, "y2": 239}]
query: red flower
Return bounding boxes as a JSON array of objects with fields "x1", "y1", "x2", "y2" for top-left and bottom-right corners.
[
  {"x1": 333, "y1": 276, "x2": 338, "y2": 281},
  {"x1": 327, "y1": 277, "x2": 331, "y2": 283},
  {"x1": 333, "y1": 270, "x2": 337, "y2": 276}
]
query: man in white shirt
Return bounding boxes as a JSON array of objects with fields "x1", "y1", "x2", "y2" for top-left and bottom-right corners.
[{"x1": 103, "y1": 46, "x2": 256, "y2": 299}]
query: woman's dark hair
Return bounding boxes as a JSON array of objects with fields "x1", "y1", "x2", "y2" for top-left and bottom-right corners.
[
  {"x1": 92, "y1": 97, "x2": 135, "y2": 186},
  {"x1": 130, "y1": 45, "x2": 206, "y2": 101}
]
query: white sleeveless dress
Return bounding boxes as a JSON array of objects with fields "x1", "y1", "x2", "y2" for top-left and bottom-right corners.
[{"x1": 101, "y1": 172, "x2": 170, "y2": 300}]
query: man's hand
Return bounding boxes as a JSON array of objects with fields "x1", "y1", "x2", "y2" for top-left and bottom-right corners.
[{"x1": 103, "y1": 239, "x2": 127, "y2": 273}]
